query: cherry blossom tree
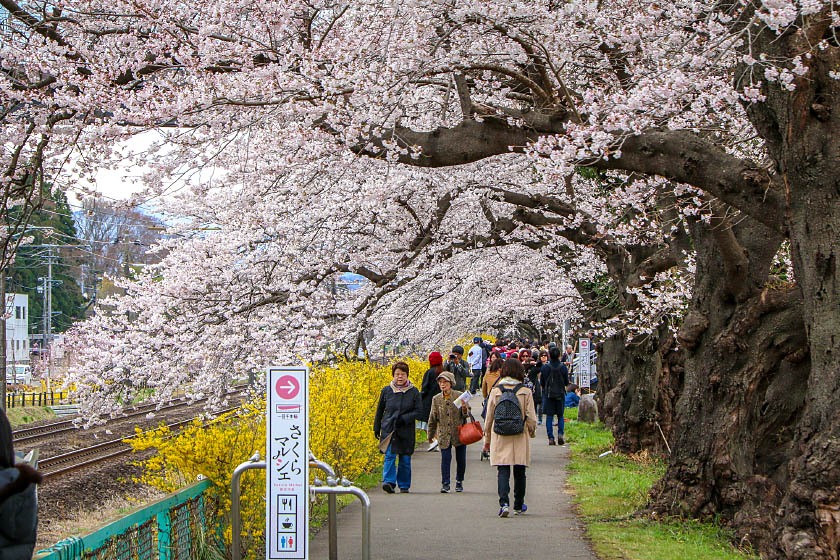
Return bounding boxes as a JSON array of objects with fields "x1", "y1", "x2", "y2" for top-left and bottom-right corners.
[{"x1": 2, "y1": 0, "x2": 839, "y2": 556}]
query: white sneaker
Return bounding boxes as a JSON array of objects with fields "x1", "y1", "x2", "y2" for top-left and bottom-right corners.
[{"x1": 427, "y1": 439, "x2": 440, "y2": 452}]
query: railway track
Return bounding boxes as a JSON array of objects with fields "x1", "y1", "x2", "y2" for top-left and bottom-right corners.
[
  {"x1": 12, "y1": 386, "x2": 248, "y2": 445},
  {"x1": 39, "y1": 406, "x2": 240, "y2": 479}
]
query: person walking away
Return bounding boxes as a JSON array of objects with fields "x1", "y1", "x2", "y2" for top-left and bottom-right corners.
[
  {"x1": 374, "y1": 362, "x2": 423, "y2": 493},
  {"x1": 0, "y1": 407, "x2": 42, "y2": 560},
  {"x1": 528, "y1": 350, "x2": 543, "y2": 425},
  {"x1": 540, "y1": 346, "x2": 569, "y2": 445},
  {"x1": 479, "y1": 353, "x2": 504, "y2": 460},
  {"x1": 444, "y1": 345, "x2": 469, "y2": 391},
  {"x1": 467, "y1": 337, "x2": 485, "y2": 395},
  {"x1": 420, "y1": 352, "x2": 444, "y2": 448},
  {"x1": 481, "y1": 352, "x2": 504, "y2": 401},
  {"x1": 427, "y1": 371, "x2": 470, "y2": 493},
  {"x1": 480, "y1": 338, "x2": 492, "y2": 381},
  {"x1": 482, "y1": 358, "x2": 537, "y2": 517}
]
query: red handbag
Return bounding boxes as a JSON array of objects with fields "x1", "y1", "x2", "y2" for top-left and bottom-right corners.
[{"x1": 458, "y1": 412, "x2": 484, "y2": 445}]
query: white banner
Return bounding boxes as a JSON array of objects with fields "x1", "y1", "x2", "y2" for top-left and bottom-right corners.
[
  {"x1": 267, "y1": 366, "x2": 310, "y2": 560},
  {"x1": 577, "y1": 338, "x2": 592, "y2": 389}
]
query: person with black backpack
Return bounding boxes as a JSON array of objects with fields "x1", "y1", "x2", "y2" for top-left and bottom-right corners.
[
  {"x1": 540, "y1": 346, "x2": 569, "y2": 445},
  {"x1": 482, "y1": 358, "x2": 537, "y2": 518}
]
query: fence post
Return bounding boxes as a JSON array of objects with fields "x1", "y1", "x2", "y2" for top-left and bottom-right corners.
[{"x1": 157, "y1": 510, "x2": 172, "y2": 560}]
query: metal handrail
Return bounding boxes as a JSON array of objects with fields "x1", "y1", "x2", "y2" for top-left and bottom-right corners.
[
  {"x1": 231, "y1": 453, "x2": 265, "y2": 560},
  {"x1": 230, "y1": 451, "x2": 370, "y2": 560},
  {"x1": 311, "y1": 485, "x2": 371, "y2": 560}
]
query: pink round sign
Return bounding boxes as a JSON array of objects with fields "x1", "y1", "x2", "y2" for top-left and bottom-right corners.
[{"x1": 275, "y1": 375, "x2": 300, "y2": 399}]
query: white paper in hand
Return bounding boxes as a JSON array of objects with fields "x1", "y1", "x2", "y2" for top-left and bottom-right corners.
[{"x1": 453, "y1": 391, "x2": 472, "y2": 409}]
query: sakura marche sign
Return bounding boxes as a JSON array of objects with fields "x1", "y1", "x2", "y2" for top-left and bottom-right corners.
[
  {"x1": 577, "y1": 338, "x2": 592, "y2": 389},
  {"x1": 267, "y1": 366, "x2": 310, "y2": 559}
]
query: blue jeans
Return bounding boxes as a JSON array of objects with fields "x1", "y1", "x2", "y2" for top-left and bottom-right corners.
[
  {"x1": 543, "y1": 396, "x2": 565, "y2": 440},
  {"x1": 469, "y1": 369, "x2": 483, "y2": 393},
  {"x1": 440, "y1": 444, "x2": 467, "y2": 485},
  {"x1": 382, "y1": 444, "x2": 412, "y2": 489}
]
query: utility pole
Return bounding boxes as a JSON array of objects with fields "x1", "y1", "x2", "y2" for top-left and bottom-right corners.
[
  {"x1": 1, "y1": 226, "x2": 56, "y2": 409},
  {"x1": 37, "y1": 246, "x2": 57, "y2": 390},
  {"x1": 41, "y1": 246, "x2": 55, "y2": 390}
]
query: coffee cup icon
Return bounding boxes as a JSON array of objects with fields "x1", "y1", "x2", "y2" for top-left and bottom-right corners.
[{"x1": 282, "y1": 518, "x2": 292, "y2": 529}]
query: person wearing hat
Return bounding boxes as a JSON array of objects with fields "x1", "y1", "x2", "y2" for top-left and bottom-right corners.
[
  {"x1": 444, "y1": 345, "x2": 469, "y2": 392},
  {"x1": 420, "y1": 352, "x2": 445, "y2": 449},
  {"x1": 467, "y1": 337, "x2": 485, "y2": 395},
  {"x1": 427, "y1": 371, "x2": 470, "y2": 493},
  {"x1": 373, "y1": 361, "x2": 423, "y2": 493}
]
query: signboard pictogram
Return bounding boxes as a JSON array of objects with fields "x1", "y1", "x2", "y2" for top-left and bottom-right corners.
[
  {"x1": 267, "y1": 366, "x2": 309, "y2": 560},
  {"x1": 275, "y1": 375, "x2": 301, "y2": 400}
]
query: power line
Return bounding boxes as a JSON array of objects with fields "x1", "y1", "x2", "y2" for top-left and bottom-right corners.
[{"x1": 37, "y1": 205, "x2": 164, "y2": 232}]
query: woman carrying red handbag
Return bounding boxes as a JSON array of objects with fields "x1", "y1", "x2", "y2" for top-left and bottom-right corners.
[{"x1": 427, "y1": 371, "x2": 471, "y2": 493}]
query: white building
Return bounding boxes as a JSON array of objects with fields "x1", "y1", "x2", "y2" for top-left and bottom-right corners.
[{"x1": 5, "y1": 293, "x2": 30, "y2": 365}]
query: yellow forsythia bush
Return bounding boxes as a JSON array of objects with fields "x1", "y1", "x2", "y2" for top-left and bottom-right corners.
[
  {"x1": 308, "y1": 356, "x2": 427, "y2": 480},
  {"x1": 128, "y1": 356, "x2": 430, "y2": 557},
  {"x1": 130, "y1": 400, "x2": 267, "y2": 554}
]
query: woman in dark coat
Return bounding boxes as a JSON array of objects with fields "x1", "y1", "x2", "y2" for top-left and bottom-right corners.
[
  {"x1": 0, "y1": 407, "x2": 42, "y2": 560},
  {"x1": 373, "y1": 361, "x2": 422, "y2": 493},
  {"x1": 419, "y1": 351, "x2": 444, "y2": 427}
]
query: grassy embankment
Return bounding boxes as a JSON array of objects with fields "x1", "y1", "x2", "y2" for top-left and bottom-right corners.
[
  {"x1": 564, "y1": 407, "x2": 758, "y2": 560},
  {"x1": 5, "y1": 405, "x2": 55, "y2": 427}
]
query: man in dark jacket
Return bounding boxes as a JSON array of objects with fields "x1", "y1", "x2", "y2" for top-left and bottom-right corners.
[
  {"x1": 444, "y1": 345, "x2": 469, "y2": 391},
  {"x1": 0, "y1": 408, "x2": 42, "y2": 560},
  {"x1": 540, "y1": 346, "x2": 569, "y2": 445}
]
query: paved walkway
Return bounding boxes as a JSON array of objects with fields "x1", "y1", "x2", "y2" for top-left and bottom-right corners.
[{"x1": 309, "y1": 398, "x2": 597, "y2": 560}]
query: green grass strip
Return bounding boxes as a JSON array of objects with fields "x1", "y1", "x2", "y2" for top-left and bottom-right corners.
[
  {"x1": 5, "y1": 406, "x2": 56, "y2": 427},
  {"x1": 563, "y1": 407, "x2": 757, "y2": 560}
]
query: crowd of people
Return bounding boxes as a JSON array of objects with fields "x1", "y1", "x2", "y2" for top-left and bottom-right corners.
[{"x1": 373, "y1": 337, "x2": 592, "y2": 517}]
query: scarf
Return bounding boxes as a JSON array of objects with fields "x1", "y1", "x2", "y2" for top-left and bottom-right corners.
[{"x1": 390, "y1": 379, "x2": 415, "y2": 393}]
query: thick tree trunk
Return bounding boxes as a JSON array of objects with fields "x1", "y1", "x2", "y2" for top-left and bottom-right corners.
[
  {"x1": 772, "y1": 123, "x2": 840, "y2": 560},
  {"x1": 598, "y1": 328, "x2": 680, "y2": 454},
  {"x1": 649, "y1": 215, "x2": 810, "y2": 554},
  {"x1": 774, "y1": 185, "x2": 840, "y2": 558},
  {"x1": 743, "y1": 23, "x2": 840, "y2": 557}
]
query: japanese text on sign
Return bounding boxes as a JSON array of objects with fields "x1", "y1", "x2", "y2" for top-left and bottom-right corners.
[
  {"x1": 578, "y1": 338, "x2": 591, "y2": 389},
  {"x1": 267, "y1": 367, "x2": 310, "y2": 559}
]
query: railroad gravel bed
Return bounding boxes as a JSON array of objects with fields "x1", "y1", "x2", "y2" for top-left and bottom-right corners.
[{"x1": 19, "y1": 401, "x2": 232, "y2": 552}]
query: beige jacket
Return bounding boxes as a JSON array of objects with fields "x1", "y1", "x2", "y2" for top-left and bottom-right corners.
[
  {"x1": 427, "y1": 390, "x2": 470, "y2": 449},
  {"x1": 482, "y1": 370, "x2": 501, "y2": 399},
  {"x1": 483, "y1": 377, "x2": 537, "y2": 466}
]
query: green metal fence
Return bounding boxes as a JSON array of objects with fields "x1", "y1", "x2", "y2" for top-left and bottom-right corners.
[{"x1": 36, "y1": 479, "x2": 213, "y2": 560}]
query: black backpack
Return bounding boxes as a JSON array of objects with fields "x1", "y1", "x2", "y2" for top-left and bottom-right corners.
[{"x1": 493, "y1": 383, "x2": 525, "y2": 435}]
